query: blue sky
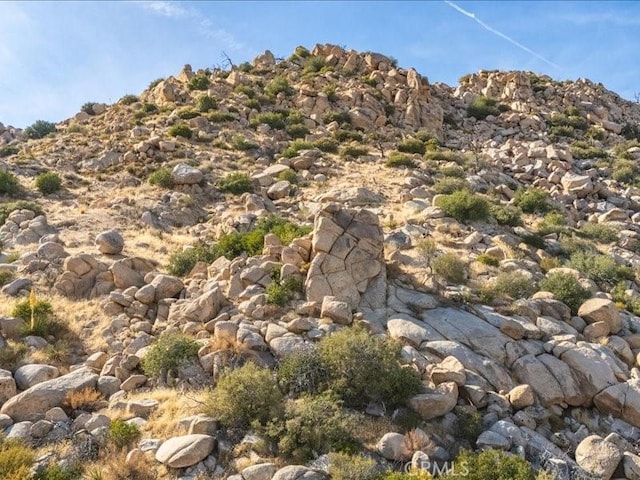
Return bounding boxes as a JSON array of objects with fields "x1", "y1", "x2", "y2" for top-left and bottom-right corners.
[{"x1": 1, "y1": 1, "x2": 639, "y2": 128}]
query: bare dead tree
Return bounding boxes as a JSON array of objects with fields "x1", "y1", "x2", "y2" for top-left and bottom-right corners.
[{"x1": 221, "y1": 51, "x2": 235, "y2": 70}]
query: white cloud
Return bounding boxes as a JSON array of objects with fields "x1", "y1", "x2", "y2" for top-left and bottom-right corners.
[
  {"x1": 139, "y1": 1, "x2": 187, "y2": 18},
  {"x1": 444, "y1": 0, "x2": 562, "y2": 71}
]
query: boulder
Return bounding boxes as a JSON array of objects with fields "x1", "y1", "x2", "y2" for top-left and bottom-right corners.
[
  {"x1": 578, "y1": 298, "x2": 622, "y2": 334},
  {"x1": 409, "y1": 382, "x2": 458, "y2": 420},
  {"x1": 271, "y1": 465, "x2": 327, "y2": 480},
  {"x1": 575, "y1": 435, "x2": 622, "y2": 480},
  {"x1": 14, "y1": 364, "x2": 60, "y2": 390},
  {"x1": 377, "y1": 432, "x2": 410, "y2": 461},
  {"x1": 241, "y1": 463, "x2": 277, "y2": 480},
  {"x1": 151, "y1": 274, "x2": 184, "y2": 300},
  {"x1": 155, "y1": 434, "x2": 215, "y2": 468},
  {"x1": 0, "y1": 369, "x2": 16, "y2": 403},
  {"x1": 0, "y1": 367, "x2": 98, "y2": 422},
  {"x1": 171, "y1": 163, "x2": 203, "y2": 185},
  {"x1": 95, "y1": 229, "x2": 124, "y2": 255},
  {"x1": 320, "y1": 296, "x2": 352, "y2": 324}
]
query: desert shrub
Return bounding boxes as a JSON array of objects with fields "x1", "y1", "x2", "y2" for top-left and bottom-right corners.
[
  {"x1": 424, "y1": 150, "x2": 465, "y2": 164},
  {"x1": 548, "y1": 125, "x2": 576, "y2": 140},
  {"x1": 467, "y1": 96, "x2": 501, "y2": 120},
  {"x1": 141, "y1": 333, "x2": 200, "y2": 379},
  {"x1": 249, "y1": 111, "x2": 286, "y2": 129},
  {"x1": 80, "y1": 102, "x2": 98, "y2": 115},
  {"x1": 13, "y1": 298, "x2": 59, "y2": 337},
  {"x1": 237, "y1": 62, "x2": 253, "y2": 73},
  {"x1": 490, "y1": 204, "x2": 522, "y2": 226},
  {"x1": 377, "y1": 470, "x2": 433, "y2": 480},
  {"x1": 167, "y1": 244, "x2": 216, "y2": 276},
  {"x1": 397, "y1": 138, "x2": 426, "y2": 155},
  {"x1": 177, "y1": 109, "x2": 199, "y2": 120},
  {"x1": 24, "y1": 120, "x2": 56, "y2": 139},
  {"x1": 264, "y1": 393, "x2": 357, "y2": 461},
  {"x1": 217, "y1": 172, "x2": 253, "y2": 194},
  {"x1": 340, "y1": 145, "x2": 369, "y2": 159},
  {"x1": 476, "y1": 253, "x2": 499, "y2": 267},
  {"x1": 570, "y1": 141, "x2": 608, "y2": 159},
  {"x1": 328, "y1": 452, "x2": 378, "y2": 480},
  {"x1": 277, "y1": 169, "x2": 298, "y2": 184},
  {"x1": 148, "y1": 78, "x2": 164, "y2": 89},
  {"x1": 285, "y1": 123, "x2": 309, "y2": 139},
  {"x1": 188, "y1": 75, "x2": 210, "y2": 91},
  {"x1": 312, "y1": 138, "x2": 339, "y2": 153},
  {"x1": 539, "y1": 272, "x2": 591, "y2": 314},
  {"x1": 255, "y1": 214, "x2": 311, "y2": 245},
  {"x1": 277, "y1": 347, "x2": 327, "y2": 396},
  {"x1": 230, "y1": 135, "x2": 258, "y2": 151},
  {"x1": 282, "y1": 139, "x2": 313, "y2": 158},
  {"x1": 63, "y1": 387, "x2": 104, "y2": 412},
  {"x1": 0, "y1": 200, "x2": 43, "y2": 226},
  {"x1": 234, "y1": 84, "x2": 255, "y2": 98},
  {"x1": 0, "y1": 170, "x2": 20, "y2": 196},
  {"x1": 440, "y1": 449, "x2": 535, "y2": 480},
  {"x1": 245, "y1": 98, "x2": 261, "y2": 111},
  {"x1": 546, "y1": 110, "x2": 588, "y2": 131},
  {"x1": 107, "y1": 419, "x2": 141, "y2": 450},
  {"x1": 208, "y1": 111, "x2": 236, "y2": 123},
  {"x1": 585, "y1": 126, "x2": 606, "y2": 141},
  {"x1": 492, "y1": 272, "x2": 536, "y2": 299},
  {"x1": 265, "y1": 76, "x2": 293, "y2": 97},
  {"x1": 323, "y1": 83, "x2": 338, "y2": 101},
  {"x1": 521, "y1": 232, "x2": 546, "y2": 249},
  {"x1": 434, "y1": 190, "x2": 490, "y2": 222},
  {"x1": 621, "y1": 123, "x2": 640, "y2": 141},
  {"x1": 386, "y1": 152, "x2": 417, "y2": 168},
  {"x1": 66, "y1": 123, "x2": 86, "y2": 134},
  {"x1": 148, "y1": 167, "x2": 174, "y2": 189},
  {"x1": 439, "y1": 165, "x2": 466, "y2": 178},
  {"x1": 35, "y1": 172, "x2": 62, "y2": 194},
  {"x1": 303, "y1": 56, "x2": 326, "y2": 75},
  {"x1": 33, "y1": 464, "x2": 83, "y2": 480},
  {"x1": 612, "y1": 158, "x2": 638, "y2": 184},
  {"x1": 167, "y1": 124, "x2": 192, "y2": 139},
  {"x1": 0, "y1": 270, "x2": 14, "y2": 286},
  {"x1": 0, "y1": 341, "x2": 28, "y2": 372},
  {"x1": 204, "y1": 362, "x2": 283, "y2": 428},
  {"x1": 119, "y1": 94, "x2": 139, "y2": 105},
  {"x1": 566, "y1": 251, "x2": 634, "y2": 290},
  {"x1": 323, "y1": 110, "x2": 351, "y2": 125},
  {"x1": 266, "y1": 275, "x2": 302, "y2": 306},
  {"x1": 196, "y1": 94, "x2": 216, "y2": 112},
  {"x1": 454, "y1": 408, "x2": 483, "y2": 444},
  {"x1": 0, "y1": 437, "x2": 34, "y2": 480},
  {"x1": 432, "y1": 253, "x2": 466, "y2": 284},
  {"x1": 578, "y1": 222, "x2": 617, "y2": 243},
  {"x1": 536, "y1": 212, "x2": 567, "y2": 235},
  {"x1": 513, "y1": 188, "x2": 552, "y2": 214},
  {"x1": 318, "y1": 326, "x2": 422, "y2": 408},
  {"x1": 434, "y1": 178, "x2": 468, "y2": 194},
  {"x1": 0, "y1": 145, "x2": 18, "y2": 157}
]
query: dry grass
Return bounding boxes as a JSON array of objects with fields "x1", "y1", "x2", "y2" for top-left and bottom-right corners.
[
  {"x1": 83, "y1": 449, "x2": 157, "y2": 480},
  {"x1": 112, "y1": 388, "x2": 209, "y2": 439},
  {"x1": 64, "y1": 387, "x2": 105, "y2": 412}
]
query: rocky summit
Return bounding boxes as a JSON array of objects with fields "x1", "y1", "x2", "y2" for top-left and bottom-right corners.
[{"x1": 1, "y1": 43, "x2": 640, "y2": 479}]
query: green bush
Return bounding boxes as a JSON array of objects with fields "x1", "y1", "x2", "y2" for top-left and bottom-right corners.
[
  {"x1": 566, "y1": 251, "x2": 634, "y2": 290},
  {"x1": 231, "y1": 135, "x2": 258, "y2": 151},
  {"x1": 439, "y1": 165, "x2": 466, "y2": 178},
  {"x1": 323, "y1": 111, "x2": 351, "y2": 125},
  {"x1": 397, "y1": 138, "x2": 426, "y2": 155},
  {"x1": 490, "y1": 204, "x2": 522, "y2": 226},
  {"x1": 424, "y1": 150, "x2": 464, "y2": 163},
  {"x1": 578, "y1": 223, "x2": 618, "y2": 243},
  {"x1": 476, "y1": 253, "x2": 499, "y2": 267},
  {"x1": 513, "y1": 188, "x2": 552, "y2": 214},
  {"x1": 277, "y1": 347, "x2": 328, "y2": 396},
  {"x1": 277, "y1": 169, "x2": 298, "y2": 184},
  {"x1": 249, "y1": 111, "x2": 286, "y2": 130},
  {"x1": 333, "y1": 129, "x2": 363, "y2": 143},
  {"x1": 467, "y1": 96, "x2": 501, "y2": 120},
  {"x1": 492, "y1": 272, "x2": 536, "y2": 299},
  {"x1": 188, "y1": 75, "x2": 210, "y2": 91},
  {"x1": 340, "y1": 145, "x2": 369, "y2": 159},
  {"x1": 234, "y1": 84, "x2": 255, "y2": 98},
  {"x1": 570, "y1": 141, "x2": 608, "y2": 159},
  {"x1": 313, "y1": 138, "x2": 339, "y2": 153},
  {"x1": 0, "y1": 145, "x2": 19, "y2": 158},
  {"x1": 24, "y1": 120, "x2": 56, "y2": 139},
  {"x1": 286, "y1": 123, "x2": 309, "y2": 139},
  {"x1": 539, "y1": 272, "x2": 591, "y2": 314},
  {"x1": 265, "y1": 76, "x2": 294, "y2": 98},
  {"x1": 536, "y1": 212, "x2": 568, "y2": 236},
  {"x1": 323, "y1": 83, "x2": 338, "y2": 102},
  {"x1": 0, "y1": 271, "x2": 14, "y2": 286},
  {"x1": 177, "y1": 109, "x2": 199, "y2": 120},
  {"x1": 0, "y1": 201, "x2": 43, "y2": 225},
  {"x1": 318, "y1": 326, "x2": 422, "y2": 408},
  {"x1": 547, "y1": 111, "x2": 588, "y2": 131},
  {"x1": 148, "y1": 78, "x2": 164, "y2": 89},
  {"x1": 107, "y1": 418, "x2": 141, "y2": 450},
  {"x1": 454, "y1": 407, "x2": 483, "y2": 444},
  {"x1": 264, "y1": 393, "x2": 357, "y2": 462},
  {"x1": 196, "y1": 94, "x2": 216, "y2": 112},
  {"x1": 434, "y1": 190, "x2": 490, "y2": 222},
  {"x1": 0, "y1": 437, "x2": 34, "y2": 480},
  {"x1": 141, "y1": 333, "x2": 200, "y2": 379},
  {"x1": 432, "y1": 253, "x2": 466, "y2": 284},
  {"x1": 12, "y1": 298, "x2": 60, "y2": 337},
  {"x1": 282, "y1": 139, "x2": 313, "y2": 158},
  {"x1": 204, "y1": 362, "x2": 283, "y2": 428},
  {"x1": 386, "y1": 152, "x2": 417, "y2": 168},
  {"x1": 35, "y1": 172, "x2": 62, "y2": 194},
  {"x1": 217, "y1": 172, "x2": 253, "y2": 194},
  {"x1": 208, "y1": 111, "x2": 236, "y2": 123},
  {"x1": 0, "y1": 170, "x2": 20, "y2": 196},
  {"x1": 440, "y1": 449, "x2": 535, "y2": 480},
  {"x1": 167, "y1": 244, "x2": 216, "y2": 276},
  {"x1": 266, "y1": 276, "x2": 302, "y2": 306},
  {"x1": 303, "y1": 56, "x2": 326, "y2": 75},
  {"x1": 119, "y1": 94, "x2": 139, "y2": 105},
  {"x1": 148, "y1": 167, "x2": 174, "y2": 189},
  {"x1": 33, "y1": 464, "x2": 83, "y2": 480},
  {"x1": 328, "y1": 452, "x2": 378, "y2": 480},
  {"x1": 612, "y1": 158, "x2": 638, "y2": 184},
  {"x1": 434, "y1": 178, "x2": 468, "y2": 194},
  {"x1": 167, "y1": 124, "x2": 193, "y2": 139},
  {"x1": 80, "y1": 102, "x2": 98, "y2": 115}
]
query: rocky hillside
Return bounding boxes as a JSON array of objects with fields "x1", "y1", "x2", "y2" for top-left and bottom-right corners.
[{"x1": 1, "y1": 43, "x2": 640, "y2": 480}]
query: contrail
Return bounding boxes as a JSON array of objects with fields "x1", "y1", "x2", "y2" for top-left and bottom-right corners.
[{"x1": 444, "y1": 0, "x2": 562, "y2": 71}]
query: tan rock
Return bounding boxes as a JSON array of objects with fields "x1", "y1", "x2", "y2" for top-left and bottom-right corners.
[{"x1": 155, "y1": 434, "x2": 215, "y2": 468}]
